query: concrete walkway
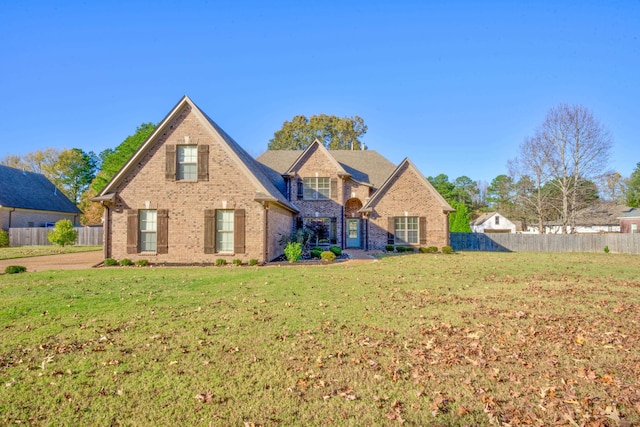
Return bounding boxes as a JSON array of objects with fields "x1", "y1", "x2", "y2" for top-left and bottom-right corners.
[{"x1": 344, "y1": 249, "x2": 380, "y2": 260}]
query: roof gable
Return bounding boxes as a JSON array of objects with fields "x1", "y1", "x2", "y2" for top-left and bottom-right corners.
[
  {"x1": 98, "y1": 96, "x2": 297, "y2": 212},
  {"x1": 361, "y1": 158, "x2": 454, "y2": 213},
  {"x1": 284, "y1": 140, "x2": 350, "y2": 177},
  {"x1": 0, "y1": 165, "x2": 81, "y2": 214},
  {"x1": 256, "y1": 148, "x2": 396, "y2": 189}
]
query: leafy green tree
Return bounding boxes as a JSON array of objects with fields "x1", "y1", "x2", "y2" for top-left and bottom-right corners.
[
  {"x1": 452, "y1": 175, "x2": 479, "y2": 209},
  {"x1": 486, "y1": 175, "x2": 515, "y2": 212},
  {"x1": 449, "y1": 202, "x2": 472, "y2": 232},
  {"x1": 49, "y1": 148, "x2": 99, "y2": 204},
  {"x1": 91, "y1": 122, "x2": 156, "y2": 193},
  {"x1": 268, "y1": 114, "x2": 367, "y2": 150},
  {"x1": 47, "y1": 219, "x2": 78, "y2": 247},
  {"x1": 1, "y1": 148, "x2": 60, "y2": 175},
  {"x1": 626, "y1": 163, "x2": 640, "y2": 207},
  {"x1": 427, "y1": 174, "x2": 456, "y2": 202}
]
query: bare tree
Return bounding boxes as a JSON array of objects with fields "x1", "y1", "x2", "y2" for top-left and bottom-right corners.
[
  {"x1": 509, "y1": 135, "x2": 551, "y2": 233},
  {"x1": 511, "y1": 104, "x2": 612, "y2": 233}
]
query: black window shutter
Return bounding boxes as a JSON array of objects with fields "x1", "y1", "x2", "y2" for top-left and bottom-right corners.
[
  {"x1": 197, "y1": 145, "x2": 209, "y2": 181},
  {"x1": 297, "y1": 178, "x2": 304, "y2": 200},
  {"x1": 387, "y1": 217, "x2": 395, "y2": 245},
  {"x1": 165, "y1": 145, "x2": 176, "y2": 180},
  {"x1": 157, "y1": 209, "x2": 169, "y2": 254},
  {"x1": 204, "y1": 209, "x2": 215, "y2": 254},
  {"x1": 234, "y1": 209, "x2": 245, "y2": 254},
  {"x1": 296, "y1": 217, "x2": 303, "y2": 231},
  {"x1": 330, "y1": 217, "x2": 337, "y2": 244},
  {"x1": 127, "y1": 210, "x2": 139, "y2": 254},
  {"x1": 330, "y1": 178, "x2": 338, "y2": 200}
]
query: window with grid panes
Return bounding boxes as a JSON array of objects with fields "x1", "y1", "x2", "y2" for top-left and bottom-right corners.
[
  {"x1": 303, "y1": 177, "x2": 330, "y2": 200},
  {"x1": 394, "y1": 216, "x2": 418, "y2": 244},
  {"x1": 177, "y1": 146, "x2": 197, "y2": 180},
  {"x1": 139, "y1": 210, "x2": 157, "y2": 252}
]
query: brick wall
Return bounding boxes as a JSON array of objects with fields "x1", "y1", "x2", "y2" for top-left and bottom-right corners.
[
  {"x1": 0, "y1": 208, "x2": 79, "y2": 229},
  {"x1": 108, "y1": 105, "x2": 277, "y2": 264},
  {"x1": 367, "y1": 162, "x2": 450, "y2": 250},
  {"x1": 266, "y1": 203, "x2": 293, "y2": 261},
  {"x1": 292, "y1": 148, "x2": 345, "y2": 244}
]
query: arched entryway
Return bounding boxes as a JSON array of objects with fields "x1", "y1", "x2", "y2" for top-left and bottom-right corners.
[{"x1": 344, "y1": 198, "x2": 363, "y2": 248}]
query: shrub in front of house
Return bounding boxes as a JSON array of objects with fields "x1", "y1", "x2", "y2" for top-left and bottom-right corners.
[
  {"x1": 0, "y1": 229, "x2": 9, "y2": 247},
  {"x1": 249, "y1": 259, "x2": 259, "y2": 266},
  {"x1": 232, "y1": 259, "x2": 242, "y2": 266},
  {"x1": 403, "y1": 246, "x2": 415, "y2": 253},
  {"x1": 441, "y1": 246, "x2": 454, "y2": 254},
  {"x1": 329, "y1": 246, "x2": 342, "y2": 256},
  {"x1": 135, "y1": 259, "x2": 150, "y2": 267},
  {"x1": 104, "y1": 258, "x2": 118, "y2": 266},
  {"x1": 321, "y1": 251, "x2": 336, "y2": 262},
  {"x1": 215, "y1": 258, "x2": 227, "y2": 266},
  {"x1": 5, "y1": 265, "x2": 26, "y2": 274},
  {"x1": 396, "y1": 246, "x2": 406, "y2": 253},
  {"x1": 284, "y1": 242, "x2": 302, "y2": 263},
  {"x1": 47, "y1": 219, "x2": 78, "y2": 247},
  {"x1": 310, "y1": 249, "x2": 322, "y2": 259},
  {"x1": 385, "y1": 245, "x2": 395, "y2": 252},
  {"x1": 119, "y1": 258, "x2": 134, "y2": 266}
]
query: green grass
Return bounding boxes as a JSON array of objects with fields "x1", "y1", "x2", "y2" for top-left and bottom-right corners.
[
  {"x1": 0, "y1": 246, "x2": 102, "y2": 260},
  {"x1": 1, "y1": 252, "x2": 639, "y2": 426}
]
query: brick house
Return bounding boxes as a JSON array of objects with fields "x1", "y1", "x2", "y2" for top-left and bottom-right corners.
[
  {"x1": 619, "y1": 207, "x2": 640, "y2": 234},
  {"x1": 93, "y1": 96, "x2": 454, "y2": 263},
  {"x1": 0, "y1": 165, "x2": 81, "y2": 229}
]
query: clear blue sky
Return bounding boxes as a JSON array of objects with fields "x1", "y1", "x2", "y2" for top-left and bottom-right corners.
[{"x1": 2, "y1": 1, "x2": 638, "y2": 185}]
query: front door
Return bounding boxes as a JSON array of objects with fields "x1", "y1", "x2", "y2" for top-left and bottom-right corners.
[{"x1": 346, "y1": 219, "x2": 360, "y2": 248}]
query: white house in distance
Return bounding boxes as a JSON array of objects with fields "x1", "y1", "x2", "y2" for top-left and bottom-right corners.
[{"x1": 470, "y1": 212, "x2": 517, "y2": 233}]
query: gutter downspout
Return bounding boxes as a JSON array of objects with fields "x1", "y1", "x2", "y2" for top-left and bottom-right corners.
[
  {"x1": 102, "y1": 202, "x2": 111, "y2": 260},
  {"x1": 263, "y1": 202, "x2": 269, "y2": 263},
  {"x1": 8, "y1": 208, "x2": 15, "y2": 228}
]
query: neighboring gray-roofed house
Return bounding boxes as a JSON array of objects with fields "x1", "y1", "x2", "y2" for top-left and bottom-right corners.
[
  {"x1": 618, "y1": 207, "x2": 640, "y2": 234},
  {"x1": 0, "y1": 165, "x2": 82, "y2": 229}
]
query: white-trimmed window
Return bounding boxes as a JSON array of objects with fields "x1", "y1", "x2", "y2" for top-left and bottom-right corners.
[
  {"x1": 395, "y1": 217, "x2": 418, "y2": 245},
  {"x1": 303, "y1": 177, "x2": 330, "y2": 200},
  {"x1": 177, "y1": 145, "x2": 197, "y2": 180},
  {"x1": 632, "y1": 223, "x2": 638, "y2": 234},
  {"x1": 216, "y1": 210, "x2": 234, "y2": 253},
  {"x1": 139, "y1": 210, "x2": 157, "y2": 252}
]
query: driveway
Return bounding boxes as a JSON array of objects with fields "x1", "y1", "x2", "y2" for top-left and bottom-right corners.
[{"x1": 0, "y1": 251, "x2": 103, "y2": 273}]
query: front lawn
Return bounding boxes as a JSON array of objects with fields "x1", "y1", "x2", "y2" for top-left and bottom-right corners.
[
  {"x1": 0, "y1": 252, "x2": 638, "y2": 425},
  {"x1": 0, "y1": 245, "x2": 102, "y2": 260}
]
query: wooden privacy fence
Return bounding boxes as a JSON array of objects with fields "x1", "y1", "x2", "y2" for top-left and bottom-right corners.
[
  {"x1": 450, "y1": 232, "x2": 640, "y2": 254},
  {"x1": 9, "y1": 227, "x2": 103, "y2": 247}
]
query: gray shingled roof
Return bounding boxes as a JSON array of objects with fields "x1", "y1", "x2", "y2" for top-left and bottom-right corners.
[
  {"x1": 0, "y1": 165, "x2": 81, "y2": 214},
  {"x1": 256, "y1": 149, "x2": 397, "y2": 189},
  {"x1": 198, "y1": 107, "x2": 297, "y2": 211},
  {"x1": 546, "y1": 202, "x2": 630, "y2": 226},
  {"x1": 618, "y1": 207, "x2": 640, "y2": 219}
]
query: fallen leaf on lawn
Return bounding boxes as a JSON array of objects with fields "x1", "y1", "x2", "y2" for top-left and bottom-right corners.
[{"x1": 195, "y1": 391, "x2": 213, "y2": 403}]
